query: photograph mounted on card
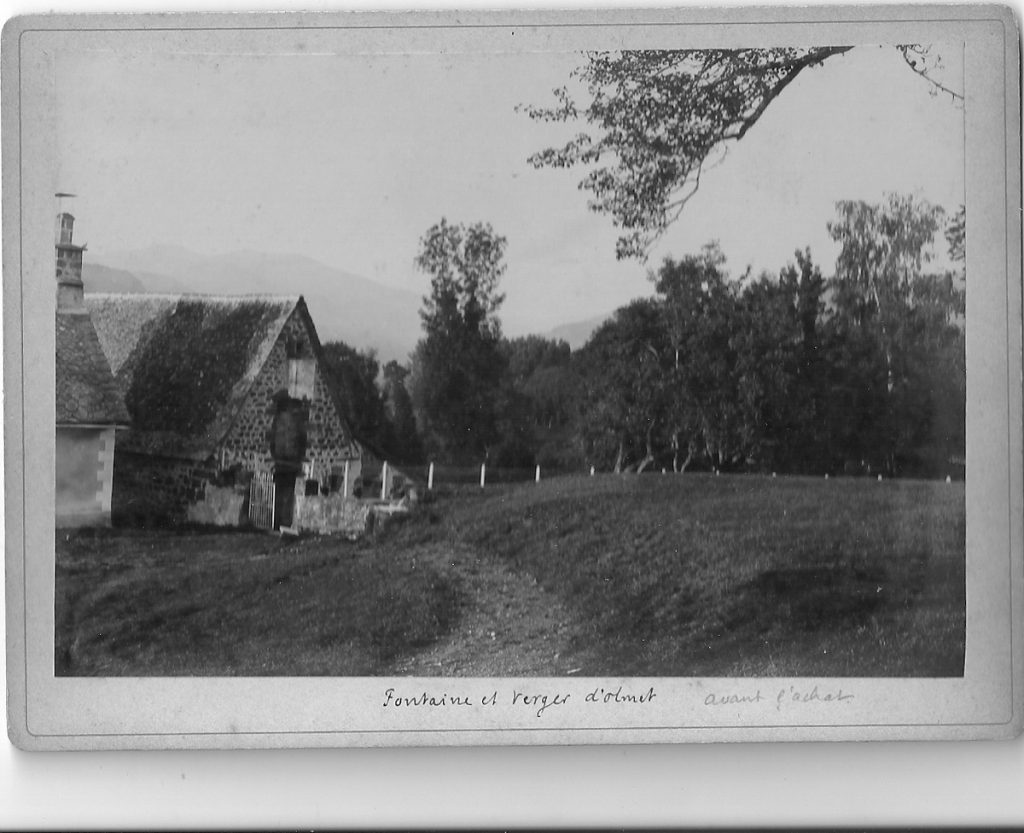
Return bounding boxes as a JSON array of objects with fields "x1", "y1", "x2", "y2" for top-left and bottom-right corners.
[{"x1": 3, "y1": 6, "x2": 1020, "y2": 749}]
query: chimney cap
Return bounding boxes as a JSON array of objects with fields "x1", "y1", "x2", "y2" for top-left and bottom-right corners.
[{"x1": 56, "y1": 211, "x2": 80, "y2": 247}]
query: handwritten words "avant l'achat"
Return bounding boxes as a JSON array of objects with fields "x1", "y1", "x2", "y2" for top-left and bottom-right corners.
[
  {"x1": 703, "y1": 685, "x2": 854, "y2": 711},
  {"x1": 382, "y1": 685, "x2": 656, "y2": 718}
]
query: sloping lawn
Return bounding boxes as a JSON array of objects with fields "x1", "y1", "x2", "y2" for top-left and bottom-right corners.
[
  {"x1": 429, "y1": 473, "x2": 965, "y2": 676},
  {"x1": 55, "y1": 528, "x2": 463, "y2": 675},
  {"x1": 56, "y1": 473, "x2": 965, "y2": 676}
]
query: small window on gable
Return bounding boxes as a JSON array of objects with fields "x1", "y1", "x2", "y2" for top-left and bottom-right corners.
[
  {"x1": 286, "y1": 336, "x2": 311, "y2": 359},
  {"x1": 287, "y1": 357, "x2": 315, "y2": 400}
]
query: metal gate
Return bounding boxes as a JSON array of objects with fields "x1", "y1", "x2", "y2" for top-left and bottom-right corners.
[{"x1": 248, "y1": 471, "x2": 275, "y2": 530}]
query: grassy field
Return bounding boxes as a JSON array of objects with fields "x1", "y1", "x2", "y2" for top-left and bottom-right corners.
[
  {"x1": 55, "y1": 473, "x2": 965, "y2": 676},
  {"x1": 55, "y1": 527, "x2": 463, "y2": 675}
]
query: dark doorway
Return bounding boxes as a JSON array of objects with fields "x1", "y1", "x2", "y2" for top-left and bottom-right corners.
[
  {"x1": 269, "y1": 392, "x2": 309, "y2": 529},
  {"x1": 273, "y1": 469, "x2": 297, "y2": 529}
]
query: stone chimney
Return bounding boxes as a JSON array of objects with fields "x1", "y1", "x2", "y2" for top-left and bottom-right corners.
[{"x1": 56, "y1": 212, "x2": 85, "y2": 311}]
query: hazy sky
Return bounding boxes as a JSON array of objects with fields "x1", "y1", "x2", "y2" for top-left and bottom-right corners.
[{"x1": 56, "y1": 43, "x2": 964, "y2": 335}]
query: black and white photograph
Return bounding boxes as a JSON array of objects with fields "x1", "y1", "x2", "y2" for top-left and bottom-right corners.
[{"x1": 4, "y1": 7, "x2": 1021, "y2": 749}]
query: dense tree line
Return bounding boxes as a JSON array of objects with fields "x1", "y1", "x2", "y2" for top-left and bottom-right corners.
[
  {"x1": 318, "y1": 48, "x2": 964, "y2": 479},
  {"x1": 322, "y1": 196, "x2": 964, "y2": 479}
]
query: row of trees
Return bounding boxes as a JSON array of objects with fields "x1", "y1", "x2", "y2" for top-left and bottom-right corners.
[
  {"x1": 323, "y1": 194, "x2": 965, "y2": 478},
  {"x1": 319, "y1": 48, "x2": 965, "y2": 478},
  {"x1": 575, "y1": 198, "x2": 964, "y2": 477}
]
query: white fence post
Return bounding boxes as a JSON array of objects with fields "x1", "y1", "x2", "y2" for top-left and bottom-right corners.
[
  {"x1": 535, "y1": 464, "x2": 541, "y2": 483},
  {"x1": 342, "y1": 460, "x2": 350, "y2": 498},
  {"x1": 590, "y1": 465, "x2": 595, "y2": 477},
  {"x1": 427, "y1": 461, "x2": 435, "y2": 490},
  {"x1": 381, "y1": 461, "x2": 389, "y2": 500},
  {"x1": 480, "y1": 463, "x2": 486, "y2": 488}
]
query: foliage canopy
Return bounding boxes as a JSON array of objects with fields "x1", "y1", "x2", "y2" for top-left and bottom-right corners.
[
  {"x1": 410, "y1": 219, "x2": 509, "y2": 461},
  {"x1": 522, "y1": 46, "x2": 962, "y2": 260}
]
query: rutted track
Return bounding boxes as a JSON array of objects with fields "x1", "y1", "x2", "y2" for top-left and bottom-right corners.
[{"x1": 386, "y1": 542, "x2": 582, "y2": 677}]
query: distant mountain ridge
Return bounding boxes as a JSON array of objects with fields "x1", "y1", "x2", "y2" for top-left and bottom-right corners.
[
  {"x1": 84, "y1": 246, "x2": 424, "y2": 365},
  {"x1": 83, "y1": 245, "x2": 614, "y2": 361},
  {"x1": 542, "y1": 312, "x2": 612, "y2": 350}
]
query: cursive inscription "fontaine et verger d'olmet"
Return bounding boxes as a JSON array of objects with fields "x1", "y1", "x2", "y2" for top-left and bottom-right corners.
[{"x1": 382, "y1": 685, "x2": 657, "y2": 718}]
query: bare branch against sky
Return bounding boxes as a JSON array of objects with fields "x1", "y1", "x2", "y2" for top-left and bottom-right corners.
[{"x1": 56, "y1": 44, "x2": 964, "y2": 336}]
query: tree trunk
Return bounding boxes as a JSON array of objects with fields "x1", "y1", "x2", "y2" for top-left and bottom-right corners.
[
  {"x1": 679, "y1": 443, "x2": 695, "y2": 473},
  {"x1": 613, "y1": 440, "x2": 625, "y2": 474},
  {"x1": 635, "y1": 424, "x2": 656, "y2": 474},
  {"x1": 870, "y1": 283, "x2": 895, "y2": 393}
]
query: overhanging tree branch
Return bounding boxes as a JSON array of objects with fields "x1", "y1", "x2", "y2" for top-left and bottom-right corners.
[
  {"x1": 897, "y1": 45, "x2": 964, "y2": 102},
  {"x1": 522, "y1": 45, "x2": 958, "y2": 261}
]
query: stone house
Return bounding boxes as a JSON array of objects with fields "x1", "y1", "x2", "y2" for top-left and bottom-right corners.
[
  {"x1": 85, "y1": 290, "x2": 382, "y2": 532},
  {"x1": 55, "y1": 213, "x2": 131, "y2": 527}
]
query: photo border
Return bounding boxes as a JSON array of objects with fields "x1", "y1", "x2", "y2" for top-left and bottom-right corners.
[{"x1": 4, "y1": 5, "x2": 1021, "y2": 749}]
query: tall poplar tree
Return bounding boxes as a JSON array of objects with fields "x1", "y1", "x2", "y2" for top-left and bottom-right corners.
[{"x1": 409, "y1": 219, "x2": 508, "y2": 462}]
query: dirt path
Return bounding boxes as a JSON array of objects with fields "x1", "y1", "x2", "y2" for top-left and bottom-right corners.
[{"x1": 386, "y1": 543, "x2": 582, "y2": 677}]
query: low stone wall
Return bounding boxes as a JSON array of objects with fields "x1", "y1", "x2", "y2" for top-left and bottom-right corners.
[
  {"x1": 370, "y1": 501, "x2": 413, "y2": 533},
  {"x1": 112, "y1": 450, "x2": 215, "y2": 527},
  {"x1": 186, "y1": 484, "x2": 247, "y2": 527},
  {"x1": 292, "y1": 493, "x2": 374, "y2": 537},
  {"x1": 114, "y1": 450, "x2": 396, "y2": 535}
]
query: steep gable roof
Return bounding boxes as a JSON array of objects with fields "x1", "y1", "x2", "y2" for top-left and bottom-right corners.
[
  {"x1": 85, "y1": 293, "x2": 301, "y2": 459},
  {"x1": 56, "y1": 311, "x2": 131, "y2": 426}
]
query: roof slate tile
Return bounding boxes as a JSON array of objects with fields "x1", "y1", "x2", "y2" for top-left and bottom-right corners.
[
  {"x1": 85, "y1": 293, "x2": 302, "y2": 459},
  {"x1": 56, "y1": 311, "x2": 130, "y2": 426}
]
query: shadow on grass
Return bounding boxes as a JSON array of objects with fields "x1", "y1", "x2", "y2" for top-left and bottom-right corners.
[{"x1": 727, "y1": 562, "x2": 891, "y2": 632}]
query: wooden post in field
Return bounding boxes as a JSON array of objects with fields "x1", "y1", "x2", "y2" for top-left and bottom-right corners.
[
  {"x1": 480, "y1": 463, "x2": 486, "y2": 488},
  {"x1": 428, "y1": 462, "x2": 435, "y2": 490},
  {"x1": 535, "y1": 465, "x2": 541, "y2": 483},
  {"x1": 381, "y1": 461, "x2": 389, "y2": 500},
  {"x1": 342, "y1": 460, "x2": 350, "y2": 498},
  {"x1": 590, "y1": 465, "x2": 595, "y2": 477}
]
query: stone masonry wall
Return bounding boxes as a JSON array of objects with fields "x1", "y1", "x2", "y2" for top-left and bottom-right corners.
[
  {"x1": 218, "y1": 310, "x2": 359, "y2": 485},
  {"x1": 186, "y1": 484, "x2": 247, "y2": 527},
  {"x1": 292, "y1": 493, "x2": 374, "y2": 537},
  {"x1": 111, "y1": 448, "x2": 215, "y2": 526}
]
